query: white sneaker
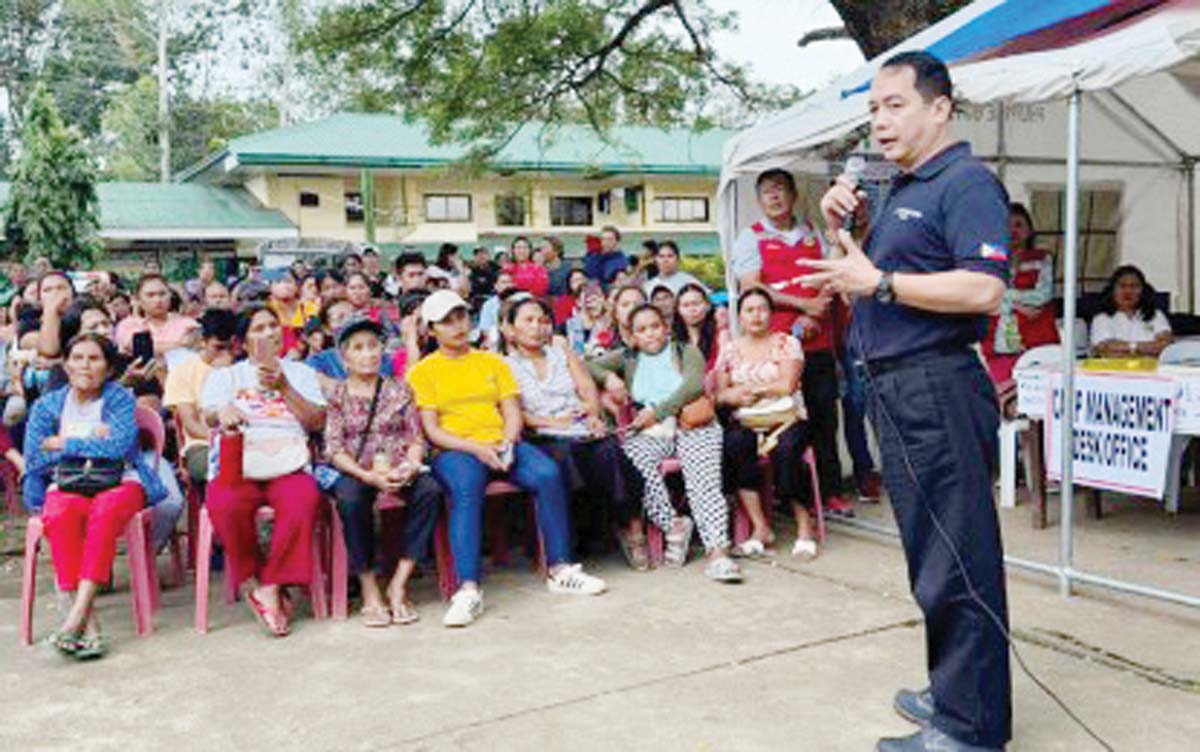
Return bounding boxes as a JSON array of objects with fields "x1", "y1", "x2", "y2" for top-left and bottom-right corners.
[
  {"x1": 547, "y1": 564, "x2": 607, "y2": 595},
  {"x1": 442, "y1": 587, "x2": 484, "y2": 627}
]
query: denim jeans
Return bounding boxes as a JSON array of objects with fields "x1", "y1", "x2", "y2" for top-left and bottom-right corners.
[
  {"x1": 838, "y1": 345, "x2": 876, "y2": 482},
  {"x1": 432, "y1": 442, "x2": 571, "y2": 583}
]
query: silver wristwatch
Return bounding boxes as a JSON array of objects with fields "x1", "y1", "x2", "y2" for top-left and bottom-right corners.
[{"x1": 874, "y1": 271, "x2": 895, "y2": 304}]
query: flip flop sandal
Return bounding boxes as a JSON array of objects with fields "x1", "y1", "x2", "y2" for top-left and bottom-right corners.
[
  {"x1": 664, "y1": 517, "x2": 695, "y2": 568},
  {"x1": 733, "y1": 539, "x2": 768, "y2": 558},
  {"x1": 246, "y1": 590, "x2": 290, "y2": 637},
  {"x1": 390, "y1": 600, "x2": 420, "y2": 626},
  {"x1": 360, "y1": 605, "x2": 392, "y2": 628},
  {"x1": 46, "y1": 630, "x2": 83, "y2": 658},
  {"x1": 72, "y1": 633, "x2": 109, "y2": 661},
  {"x1": 704, "y1": 556, "x2": 744, "y2": 584},
  {"x1": 617, "y1": 531, "x2": 651, "y2": 572},
  {"x1": 791, "y1": 538, "x2": 819, "y2": 560}
]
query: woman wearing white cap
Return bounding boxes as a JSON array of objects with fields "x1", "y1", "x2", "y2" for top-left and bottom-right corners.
[{"x1": 406, "y1": 290, "x2": 607, "y2": 627}]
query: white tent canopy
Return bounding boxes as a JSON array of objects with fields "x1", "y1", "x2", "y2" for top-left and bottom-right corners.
[
  {"x1": 718, "y1": 0, "x2": 1200, "y2": 610},
  {"x1": 719, "y1": 0, "x2": 1200, "y2": 311}
]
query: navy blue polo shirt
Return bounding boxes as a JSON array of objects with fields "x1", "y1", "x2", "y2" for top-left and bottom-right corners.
[{"x1": 850, "y1": 142, "x2": 1010, "y2": 362}]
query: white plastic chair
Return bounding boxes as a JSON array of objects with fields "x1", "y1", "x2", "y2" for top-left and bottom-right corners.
[
  {"x1": 998, "y1": 345, "x2": 1065, "y2": 508},
  {"x1": 1158, "y1": 340, "x2": 1200, "y2": 367},
  {"x1": 1054, "y1": 319, "x2": 1090, "y2": 357},
  {"x1": 1158, "y1": 342, "x2": 1200, "y2": 513}
]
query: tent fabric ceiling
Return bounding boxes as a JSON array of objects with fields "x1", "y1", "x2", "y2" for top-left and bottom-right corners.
[{"x1": 720, "y1": 0, "x2": 1200, "y2": 183}]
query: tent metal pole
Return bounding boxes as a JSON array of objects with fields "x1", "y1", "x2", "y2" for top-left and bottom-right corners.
[
  {"x1": 723, "y1": 184, "x2": 741, "y2": 335},
  {"x1": 1188, "y1": 161, "x2": 1196, "y2": 313},
  {"x1": 976, "y1": 155, "x2": 1178, "y2": 169},
  {"x1": 829, "y1": 517, "x2": 1200, "y2": 609},
  {"x1": 1059, "y1": 89, "x2": 1082, "y2": 598}
]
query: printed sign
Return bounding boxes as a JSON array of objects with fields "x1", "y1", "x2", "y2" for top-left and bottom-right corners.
[
  {"x1": 1045, "y1": 372, "x2": 1175, "y2": 498},
  {"x1": 1015, "y1": 368, "x2": 1049, "y2": 418},
  {"x1": 1172, "y1": 374, "x2": 1200, "y2": 434}
]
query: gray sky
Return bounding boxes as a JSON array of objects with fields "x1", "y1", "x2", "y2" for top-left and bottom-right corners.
[{"x1": 708, "y1": 0, "x2": 864, "y2": 92}]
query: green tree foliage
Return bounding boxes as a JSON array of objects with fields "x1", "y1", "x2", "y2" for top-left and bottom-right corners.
[
  {"x1": 300, "y1": 0, "x2": 797, "y2": 161},
  {"x1": 0, "y1": 0, "x2": 54, "y2": 135},
  {"x1": 101, "y1": 75, "x2": 279, "y2": 180},
  {"x1": 5, "y1": 86, "x2": 103, "y2": 268}
]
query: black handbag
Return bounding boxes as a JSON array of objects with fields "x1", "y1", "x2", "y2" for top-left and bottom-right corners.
[{"x1": 53, "y1": 457, "x2": 125, "y2": 497}]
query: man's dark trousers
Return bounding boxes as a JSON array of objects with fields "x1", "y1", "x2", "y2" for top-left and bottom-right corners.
[
  {"x1": 801, "y1": 350, "x2": 844, "y2": 497},
  {"x1": 864, "y1": 348, "x2": 1012, "y2": 748}
]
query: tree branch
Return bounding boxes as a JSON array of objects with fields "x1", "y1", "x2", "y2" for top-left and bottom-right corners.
[{"x1": 797, "y1": 26, "x2": 849, "y2": 48}]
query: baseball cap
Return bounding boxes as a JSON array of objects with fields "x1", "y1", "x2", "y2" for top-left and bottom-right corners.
[
  {"x1": 421, "y1": 289, "x2": 469, "y2": 324},
  {"x1": 336, "y1": 316, "x2": 385, "y2": 348}
]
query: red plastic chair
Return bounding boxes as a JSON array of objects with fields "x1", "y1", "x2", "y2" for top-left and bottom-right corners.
[
  {"x1": 170, "y1": 412, "x2": 204, "y2": 570},
  {"x1": 2, "y1": 459, "x2": 21, "y2": 517},
  {"x1": 431, "y1": 479, "x2": 547, "y2": 600},
  {"x1": 20, "y1": 509, "x2": 159, "y2": 645},
  {"x1": 731, "y1": 446, "x2": 826, "y2": 546},
  {"x1": 135, "y1": 406, "x2": 185, "y2": 590},
  {"x1": 193, "y1": 504, "x2": 333, "y2": 633}
]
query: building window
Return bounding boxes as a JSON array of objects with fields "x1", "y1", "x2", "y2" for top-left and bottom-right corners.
[
  {"x1": 345, "y1": 192, "x2": 364, "y2": 223},
  {"x1": 425, "y1": 194, "x2": 472, "y2": 222},
  {"x1": 299, "y1": 191, "x2": 320, "y2": 208},
  {"x1": 551, "y1": 196, "x2": 593, "y2": 227},
  {"x1": 655, "y1": 197, "x2": 709, "y2": 223},
  {"x1": 1030, "y1": 187, "x2": 1120, "y2": 294},
  {"x1": 495, "y1": 194, "x2": 526, "y2": 226}
]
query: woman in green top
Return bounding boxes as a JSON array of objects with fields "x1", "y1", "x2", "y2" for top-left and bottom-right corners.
[{"x1": 589, "y1": 304, "x2": 740, "y2": 583}]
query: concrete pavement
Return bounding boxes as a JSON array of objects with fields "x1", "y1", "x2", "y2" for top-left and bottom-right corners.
[{"x1": 1, "y1": 493, "x2": 1198, "y2": 751}]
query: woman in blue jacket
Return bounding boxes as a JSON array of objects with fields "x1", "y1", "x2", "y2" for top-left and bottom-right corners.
[{"x1": 24, "y1": 333, "x2": 167, "y2": 659}]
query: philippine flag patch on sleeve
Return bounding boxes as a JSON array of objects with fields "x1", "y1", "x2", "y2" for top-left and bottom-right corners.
[{"x1": 979, "y1": 243, "x2": 1008, "y2": 261}]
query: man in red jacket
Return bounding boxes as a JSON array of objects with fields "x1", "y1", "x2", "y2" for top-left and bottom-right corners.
[{"x1": 732, "y1": 170, "x2": 851, "y2": 517}]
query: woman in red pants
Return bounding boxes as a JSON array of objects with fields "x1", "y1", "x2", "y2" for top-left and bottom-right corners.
[
  {"x1": 23, "y1": 333, "x2": 169, "y2": 659},
  {"x1": 200, "y1": 305, "x2": 326, "y2": 637}
]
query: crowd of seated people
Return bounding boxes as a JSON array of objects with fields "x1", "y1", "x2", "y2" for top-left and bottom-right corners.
[{"x1": 12, "y1": 185, "x2": 1033, "y2": 658}]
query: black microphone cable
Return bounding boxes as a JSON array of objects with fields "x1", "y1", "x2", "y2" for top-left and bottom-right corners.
[{"x1": 847, "y1": 314, "x2": 1115, "y2": 751}]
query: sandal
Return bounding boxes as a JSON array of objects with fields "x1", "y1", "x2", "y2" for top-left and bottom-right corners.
[
  {"x1": 733, "y1": 539, "x2": 768, "y2": 558},
  {"x1": 390, "y1": 600, "x2": 420, "y2": 626},
  {"x1": 663, "y1": 517, "x2": 694, "y2": 568},
  {"x1": 46, "y1": 630, "x2": 83, "y2": 658},
  {"x1": 72, "y1": 633, "x2": 109, "y2": 661},
  {"x1": 791, "y1": 538, "x2": 819, "y2": 560},
  {"x1": 704, "y1": 556, "x2": 744, "y2": 584},
  {"x1": 246, "y1": 589, "x2": 290, "y2": 637},
  {"x1": 617, "y1": 529, "x2": 651, "y2": 572},
  {"x1": 360, "y1": 604, "x2": 391, "y2": 628}
]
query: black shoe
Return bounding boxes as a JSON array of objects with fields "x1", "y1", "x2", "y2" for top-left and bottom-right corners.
[
  {"x1": 877, "y1": 728, "x2": 1003, "y2": 752},
  {"x1": 894, "y1": 687, "x2": 934, "y2": 726}
]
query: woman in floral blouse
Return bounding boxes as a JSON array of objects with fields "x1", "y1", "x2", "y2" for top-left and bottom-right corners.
[{"x1": 325, "y1": 319, "x2": 442, "y2": 627}]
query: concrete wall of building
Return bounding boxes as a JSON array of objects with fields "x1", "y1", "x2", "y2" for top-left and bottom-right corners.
[{"x1": 244, "y1": 170, "x2": 719, "y2": 246}]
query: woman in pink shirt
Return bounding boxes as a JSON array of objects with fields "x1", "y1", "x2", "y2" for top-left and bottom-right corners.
[
  {"x1": 504, "y1": 236, "x2": 549, "y2": 297},
  {"x1": 114, "y1": 274, "x2": 198, "y2": 356}
]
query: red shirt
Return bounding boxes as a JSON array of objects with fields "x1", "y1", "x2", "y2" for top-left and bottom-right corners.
[
  {"x1": 751, "y1": 221, "x2": 834, "y2": 352},
  {"x1": 506, "y1": 262, "x2": 549, "y2": 297}
]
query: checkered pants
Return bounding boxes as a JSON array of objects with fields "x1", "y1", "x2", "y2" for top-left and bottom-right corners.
[{"x1": 622, "y1": 423, "x2": 729, "y2": 551}]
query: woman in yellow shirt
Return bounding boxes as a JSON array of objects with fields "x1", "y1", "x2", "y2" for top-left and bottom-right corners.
[{"x1": 406, "y1": 291, "x2": 607, "y2": 628}]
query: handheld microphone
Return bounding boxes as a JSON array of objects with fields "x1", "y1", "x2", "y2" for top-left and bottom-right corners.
[{"x1": 841, "y1": 155, "x2": 866, "y2": 232}]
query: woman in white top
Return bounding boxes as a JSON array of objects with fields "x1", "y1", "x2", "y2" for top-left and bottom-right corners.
[
  {"x1": 503, "y1": 297, "x2": 646, "y2": 569},
  {"x1": 1090, "y1": 265, "x2": 1173, "y2": 358}
]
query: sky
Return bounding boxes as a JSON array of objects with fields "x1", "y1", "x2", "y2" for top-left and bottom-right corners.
[{"x1": 707, "y1": 0, "x2": 865, "y2": 92}]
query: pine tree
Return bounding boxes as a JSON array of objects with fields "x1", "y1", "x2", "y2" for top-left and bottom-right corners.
[{"x1": 5, "y1": 85, "x2": 103, "y2": 268}]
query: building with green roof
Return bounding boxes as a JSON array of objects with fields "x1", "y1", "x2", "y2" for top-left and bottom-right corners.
[
  {"x1": 182, "y1": 113, "x2": 732, "y2": 258},
  {"x1": 0, "y1": 181, "x2": 296, "y2": 273}
]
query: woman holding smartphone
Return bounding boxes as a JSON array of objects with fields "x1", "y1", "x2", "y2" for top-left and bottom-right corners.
[{"x1": 200, "y1": 305, "x2": 326, "y2": 637}]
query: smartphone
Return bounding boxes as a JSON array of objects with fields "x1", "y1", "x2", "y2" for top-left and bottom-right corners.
[{"x1": 131, "y1": 331, "x2": 154, "y2": 364}]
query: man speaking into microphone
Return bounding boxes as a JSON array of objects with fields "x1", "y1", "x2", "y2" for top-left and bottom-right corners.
[{"x1": 802, "y1": 52, "x2": 1012, "y2": 752}]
